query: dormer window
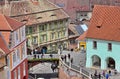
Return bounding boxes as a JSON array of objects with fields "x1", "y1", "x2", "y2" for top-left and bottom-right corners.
[
  {"x1": 50, "y1": 14, "x2": 56, "y2": 17},
  {"x1": 36, "y1": 17, "x2": 42, "y2": 19},
  {"x1": 96, "y1": 26, "x2": 101, "y2": 28},
  {"x1": 21, "y1": 19, "x2": 28, "y2": 22}
]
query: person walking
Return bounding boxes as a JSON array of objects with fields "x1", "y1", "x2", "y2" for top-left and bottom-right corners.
[
  {"x1": 105, "y1": 73, "x2": 109, "y2": 79},
  {"x1": 98, "y1": 73, "x2": 101, "y2": 79}
]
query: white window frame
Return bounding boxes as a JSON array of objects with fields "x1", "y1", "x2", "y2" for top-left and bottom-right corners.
[
  {"x1": 16, "y1": 48, "x2": 20, "y2": 61},
  {"x1": 13, "y1": 52, "x2": 17, "y2": 66},
  {"x1": 7, "y1": 55, "x2": 10, "y2": 67}
]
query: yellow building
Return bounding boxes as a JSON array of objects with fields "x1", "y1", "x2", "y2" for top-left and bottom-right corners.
[
  {"x1": 0, "y1": 0, "x2": 69, "y2": 54},
  {"x1": 76, "y1": 31, "x2": 87, "y2": 50},
  {"x1": 23, "y1": 0, "x2": 69, "y2": 53}
]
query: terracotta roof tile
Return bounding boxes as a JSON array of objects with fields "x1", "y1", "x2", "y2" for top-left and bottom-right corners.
[
  {"x1": 0, "y1": 0, "x2": 69, "y2": 26},
  {"x1": 1, "y1": 32, "x2": 10, "y2": 46},
  {"x1": 86, "y1": 5, "x2": 120, "y2": 42},
  {"x1": 0, "y1": 14, "x2": 24, "y2": 31},
  {"x1": 68, "y1": 24, "x2": 79, "y2": 35}
]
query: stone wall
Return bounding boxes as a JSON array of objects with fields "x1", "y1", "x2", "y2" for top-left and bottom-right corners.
[{"x1": 59, "y1": 67, "x2": 82, "y2": 79}]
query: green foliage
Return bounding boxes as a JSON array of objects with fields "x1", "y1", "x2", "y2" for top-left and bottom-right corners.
[{"x1": 28, "y1": 58, "x2": 59, "y2": 63}]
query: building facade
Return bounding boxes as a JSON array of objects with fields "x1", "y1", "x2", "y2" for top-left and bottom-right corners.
[
  {"x1": 86, "y1": 5, "x2": 120, "y2": 71},
  {"x1": 49, "y1": 0, "x2": 120, "y2": 21},
  {"x1": 0, "y1": 33, "x2": 10, "y2": 79},
  {"x1": 0, "y1": 14, "x2": 28, "y2": 79},
  {"x1": 0, "y1": 0, "x2": 69, "y2": 53}
]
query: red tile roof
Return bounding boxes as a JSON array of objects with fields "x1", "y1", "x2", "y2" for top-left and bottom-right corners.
[
  {"x1": 86, "y1": 5, "x2": 120, "y2": 42},
  {"x1": 76, "y1": 31, "x2": 87, "y2": 41},
  {"x1": 0, "y1": 33, "x2": 10, "y2": 54},
  {"x1": 0, "y1": 14, "x2": 24, "y2": 31},
  {"x1": 0, "y1": 0, "x2": 69, "y2": 26},
  {"x1": 1, "y1": 32, "x2": 11, "y2": 46}
]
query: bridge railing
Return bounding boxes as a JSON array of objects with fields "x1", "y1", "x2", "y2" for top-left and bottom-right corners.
[{"x1": 27, "y1": 54, "x2": 59, "y2": 59}]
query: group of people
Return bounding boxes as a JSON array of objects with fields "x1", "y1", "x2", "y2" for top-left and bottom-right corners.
[
  {"x1": 91, "y1": 69, "x2": 118, "y2": 79},
  {"x1": 61, "y1": 53, "x2": 73, "y2": 64}
]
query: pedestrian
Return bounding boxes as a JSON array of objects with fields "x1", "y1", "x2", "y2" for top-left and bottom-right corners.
[
  {"x1": 91, "y1": 74, "x2": 93, "y2": 79},
  {"x1": 64, "y1": 55, "x2": 66, "y2": 62},
  {"x1": 94, "y1": 70, "x2": 97, "y2": 77},
  {"x1": 61, "y1": 55, "x2": 64, "y2": 60},
  {"x1": 94, "y1": 70, "x2": 98, "y2": 79},
  {"x1": 71, "y1": 58, "x2": 73, "y2": 64},
  {"x1": 102, "y1": 70, "x2": 106, "y2": 77},
  {"x1": 34, "y1": 54, "x2": 36, "y2": 58},
  {"x1": 49, "y1": 54, "x2": 53, "y2": 58},
  {"x1": 68, "y1": 53, "x2": 70, "y2": 59},
  {"x1": 105, "y1": 73, "x2": 109, "y2": 79},
  {"x1": 38, "y1": 55, "x2": 39, "y2": 59},
  {"x1": 41, "y1": 54, "x2": 44, "y2": 58},
  {"x1": 108, "y1": 70, "x2": 112, "y2": 76},
  {"x1": 51, "y1": 63, "x2": 56, "y2": 72},
  {"x1": 114, "y1": 69, "x2": 117, "y2": 75},
  {"x1": 98, "y1": 73, "x2": 101, "y2": 79}
]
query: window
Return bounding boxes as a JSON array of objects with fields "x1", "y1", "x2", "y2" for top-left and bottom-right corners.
[
  {"x1": 51, "y1": 23, "x2": 54, "y2": 29},
  {"x1": 70, "y1": 40, "x2": 76, "y2": 44},
  {"x1": 93, "y1": 41, "x2": 97, "y2": 49},
  {"x1": 29, "y1": 27, "x2": 32, "y2": 33},
  {"x1": 41, "y1": 35, "x2": 46, "y2": 42},
  {"x1": 7, "y1": 56, "x2": 10, "y2": 67},
  {"x1": 32, "y1": 26, "x2": 37, "y2": 33},
  {"x1": 21, "y1": 26, "x2": 25, "y2": 39},
  {"x1": 22, "y1": 44, "x2": 26, "y2": 59},
  {"x1": 27, "y1": 38, "x2": 31, "y2": 47},
  {"x1": 15, "y1": 31, "x2": 19, "y2": 43},
  {"x1": 18, "y1": 67, "x2": 20, "y2": 79},
  {"x1": 13, "y1": 52, "x2": 16, "y2": 66},
  {"x1": 60, "y1": 20, "x2": 63, "y2": 26},
  {"x1": 14, "y1": 70, "x2": 17, "y2": 79},
  {"x1": 39, "y1": 25, "x2": 47, "y2": 31},
  {"x1": 26, "y1": 27, "x2": 32, "y2": 35},
  {"x1": 108, "y1": 43, "x2": 112, "y2": 51},
  {"x1": 58, "y1": 32, "x2": 61, "y2": 38},
  {"x1": 51, "y1": 33, "x2": 55, "y2": 39},
  {"x1": 7, "y1": 71, "x2": 10, "y2": 79},
  {"x1": 23, "y1": 62, "x2": 26, "y2": 76},
  {"x1": 33, "y1": 36, "x2": 38, "y2": 44},
  {"x1": 16, "y1": 49, "x2": 20, "y2": 61}
]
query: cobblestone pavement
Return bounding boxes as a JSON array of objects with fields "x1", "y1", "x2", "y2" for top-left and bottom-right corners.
[{"x1": 29, "y1": 62, "x2": 58, "y2": 79}]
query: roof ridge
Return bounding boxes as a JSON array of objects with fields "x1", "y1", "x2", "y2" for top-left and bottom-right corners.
[{"x1": 2, "y1": 14, "x2": 13, "y2": 31}]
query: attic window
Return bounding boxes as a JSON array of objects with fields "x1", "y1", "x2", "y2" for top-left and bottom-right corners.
[
  {"x1": 50, "y1": 14, "x2": 56, "y2": 17},
  {"x1": 36, "y1": 17, "x2": 42, "y2": 19},
  {"x1": 96, "y1": 26, "x2": 101, "y2": 28},
  {"x1": 91, "y1": 5, "x2": 94, "y2": 9},
  {"x1": 21, "y1": 19, "x2": 28, "y2": 22}
]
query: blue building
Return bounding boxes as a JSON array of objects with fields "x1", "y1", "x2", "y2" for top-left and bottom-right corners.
[{"x1": 86, "y1": 5, "x2": 120, "y2": 71}]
